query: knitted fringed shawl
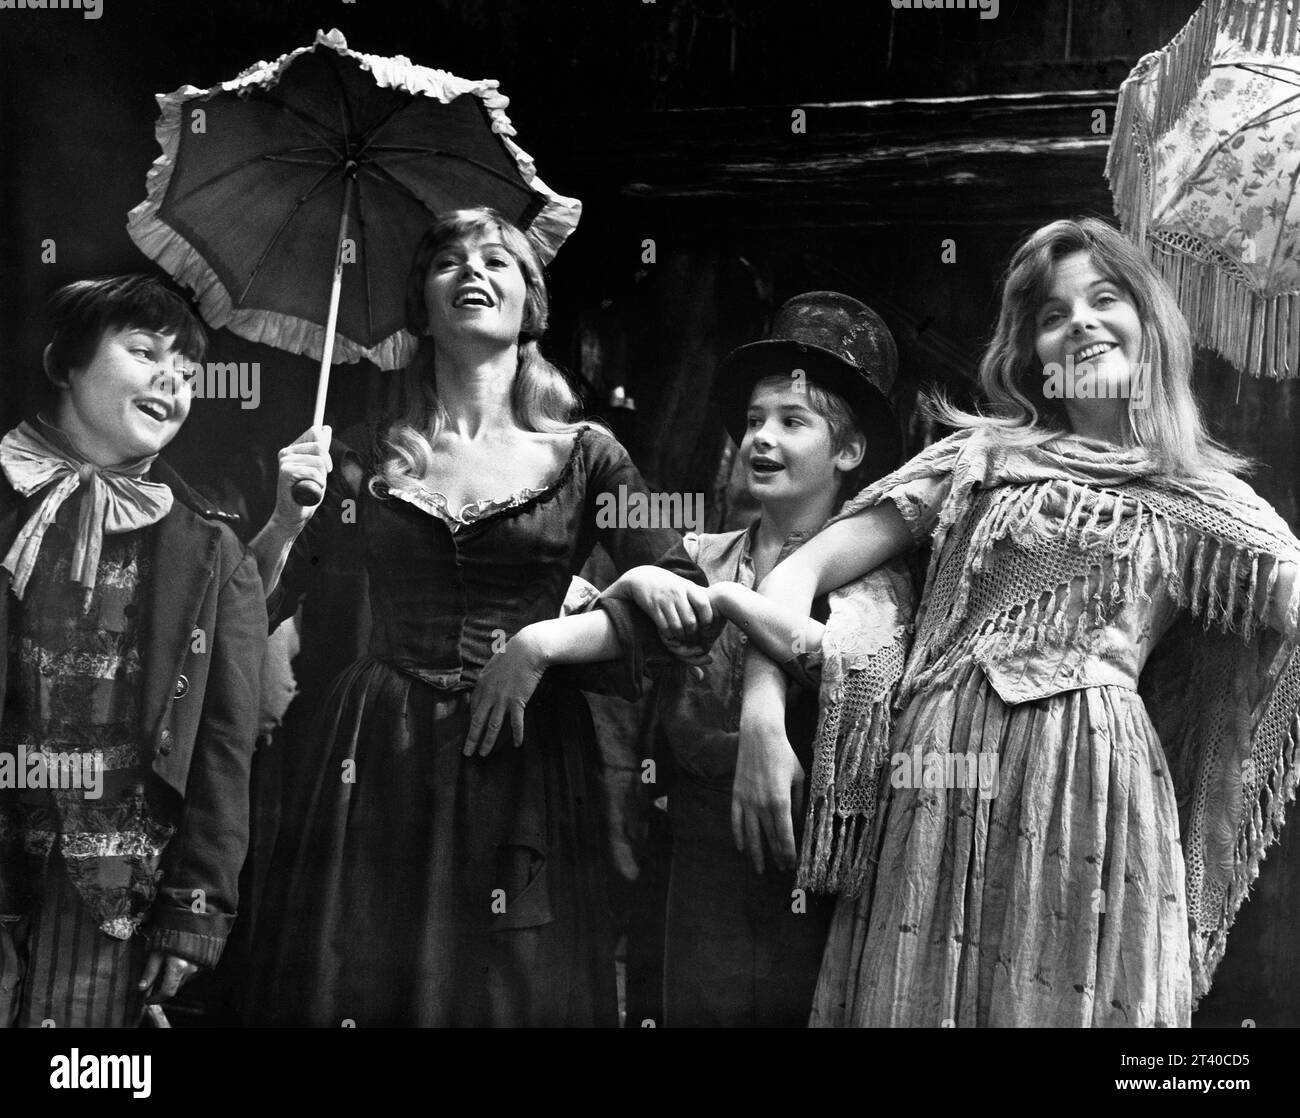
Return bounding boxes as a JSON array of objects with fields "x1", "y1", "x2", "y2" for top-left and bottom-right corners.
[
  {"x1": 805, "y1": 427, "x2": 1300, "y2": 1004},
  {"x1": 796, "y1": 563, "x2": 912, "y2": 897}
]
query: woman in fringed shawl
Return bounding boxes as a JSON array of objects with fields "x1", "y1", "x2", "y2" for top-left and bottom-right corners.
[{"x1": 733, "y1": 218, "x2": 1300, "y2": 1028}]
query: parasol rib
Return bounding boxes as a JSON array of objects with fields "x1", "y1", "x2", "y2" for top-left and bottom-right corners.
[
  {"x1": 352, "y1": 160, "x2": 436, "y2": 212},
  {"x1": 363, "y1": 146, "x2": 541, "y2": 192},
  {"x1": 1156, "y1": 90, "x2": 1300, "y2": 217},
  {"x1": 1221, "y1": 61, "x2": 1300, "y2": 91},
  {"x1": 1235, "y1": 103, "x2": 1300, "y2": 130},
  {"x1": 245, "y1": 92, "x2": 350, "y2": 162},
  {"x1": 349, "y1": 102, "x2": 415, "y2": 159},
  {"x1": 235, "y1": 164, "x2": 345, "y2": 305},
  {"x1": 328, "y1": 50, "x2": 359, "y2": 158},
  {"x1": 260, "y1": 155, "x2": 348, "y2": 168},
  {"x1": 165, "y1": 145, "x2": 341, "y2": 210},
  {"x1": 352, "y1": 175, "x2": 377, "y2": 345}
]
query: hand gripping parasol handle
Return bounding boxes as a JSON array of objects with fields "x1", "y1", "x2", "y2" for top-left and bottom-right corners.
[{"x1": 292, "y1": 172, "x2": 356, "y2": 507}]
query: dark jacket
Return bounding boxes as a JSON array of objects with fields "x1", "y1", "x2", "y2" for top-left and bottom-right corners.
[{"x1": 0, "y1": 459, "x2": 266, "y2": 967}]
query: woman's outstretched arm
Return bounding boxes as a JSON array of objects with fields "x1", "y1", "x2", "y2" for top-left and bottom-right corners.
[
  {"x1": 767, "y1": 500, "x2": 916, "y2": 602},
  {"x1": 733, "y1": 502, "x2": 914, "y2": 873},
  {"x1": 465, "y1": 610, "x2": 623, "y2": 757},
  {"x1": 466, "y1": 567, "x2": 715, "y2": 756}
]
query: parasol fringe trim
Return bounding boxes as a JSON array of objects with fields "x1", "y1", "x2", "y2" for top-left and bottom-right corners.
[
  {"x1": 1105, "y1": 54, "x2": 1156, "y2": 245},
  {"x1": 1147, "y1": 235, "x2": 1300, "y2": 379},
  {"x1": 1152, "y1": 0, "x2": 1224, "y2": 135},
  {"x1": 1225, "y1": 0, "x2": 1300, "y2": 55},
  {"x1": 1109, "y1": 0, "x2": 1300, "y2": 383}
]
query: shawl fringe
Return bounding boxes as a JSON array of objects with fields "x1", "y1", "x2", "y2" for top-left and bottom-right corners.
[
  {"x1": 796, "y1": 565, "x2": 913, "y2": 897},
  {"x1": 798, "y1": 692, "x2": 894, "y2": 897},
  {"x1": 826, "y1": 429, "x2": 1300, "y2": 1003}
]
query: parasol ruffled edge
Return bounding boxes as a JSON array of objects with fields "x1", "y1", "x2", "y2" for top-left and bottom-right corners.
[{"x1": 126, "y1": 28, "x2": 582, "y2": 370}]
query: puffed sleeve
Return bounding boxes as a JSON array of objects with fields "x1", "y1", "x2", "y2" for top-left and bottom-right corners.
[
  {"x1": 569, "y1": 428, "x2": 708, "y2": 700},
  {"x1": 834, "y1": 467, "x2": 952, "y2": 548},
  {"x1": 828, "y1": 428, "x2": 972, "y2": 547},
  {"x1": 878, "y1": 473, "x2": 953, "y2": 545}
]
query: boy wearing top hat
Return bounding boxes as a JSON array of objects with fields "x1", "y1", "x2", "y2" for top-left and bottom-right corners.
[
  {"x1": 0, "y1": 275, "x2": 266, "y2": 1027},
  {"x1": 467, "y1": 291, "x2": 915, "y2": 1026},
  {"x1": 650, "y1": 291, "x2": 913, "y2": 1026}
]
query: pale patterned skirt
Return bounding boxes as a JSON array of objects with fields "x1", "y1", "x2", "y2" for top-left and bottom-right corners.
[{"x1": 810, "y1": 663, "x2": 1192, "y2": 1028}]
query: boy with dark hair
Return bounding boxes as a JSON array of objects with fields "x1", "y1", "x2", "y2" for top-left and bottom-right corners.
[{"x1": 0, "y1": 275, "x2": 265, "y2": 1027}]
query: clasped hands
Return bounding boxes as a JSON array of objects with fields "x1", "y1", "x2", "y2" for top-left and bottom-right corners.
[
  {"x1": 605, "y1": 564, "x2": 725, "y2": 667},
  {"x1": 465, "y1": 567, "x2": 723, "y2": 757}
]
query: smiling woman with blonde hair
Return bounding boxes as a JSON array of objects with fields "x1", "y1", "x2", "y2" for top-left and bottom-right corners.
[
  {"x1": 930, "y1": 217, "x2": 1247, "y2": 476},
  {"x1": 733, "y1": 217, "x2": 1300, "y2": 1028},
  {"x1": 247, "y1": 207, "x2": 709, "y2": 1027},
  {"x1": 374, "y1": 208, "x2": 589, "y2": 494}
]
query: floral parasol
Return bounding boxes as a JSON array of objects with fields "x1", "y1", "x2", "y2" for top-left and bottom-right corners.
[{"x1": 1108, "y1": 0, "x2": 1300, "y2": 379}]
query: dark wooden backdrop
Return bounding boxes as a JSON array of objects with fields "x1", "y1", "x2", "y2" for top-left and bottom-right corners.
[{"x1": 1, "y1": 0, "x2": 1296, "y2": 1026}]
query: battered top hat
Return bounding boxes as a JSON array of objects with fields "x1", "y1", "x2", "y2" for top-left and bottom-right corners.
[{"x1": 715, "y1": 291, "x2": 901, "y2": 472}]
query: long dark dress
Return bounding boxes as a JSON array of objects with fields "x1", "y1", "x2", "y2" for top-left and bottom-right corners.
[{"x1": 253, "y1": 424, "x2": 698, "y2": 1026}]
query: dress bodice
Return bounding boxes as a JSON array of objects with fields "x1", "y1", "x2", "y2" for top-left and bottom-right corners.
[{"x1": 270, "y1": 424, "x2": 699, "y2": 690}]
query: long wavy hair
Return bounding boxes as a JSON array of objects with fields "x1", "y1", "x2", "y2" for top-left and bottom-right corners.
[
  {"x1": 374, "y1": 207, "x2": 586, "y2": 493},
  {"x1": 931, "y1": 217, "x2": 1248, "y2": 477}
]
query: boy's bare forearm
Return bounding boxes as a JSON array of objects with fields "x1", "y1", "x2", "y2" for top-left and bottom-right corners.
[
  {"x1": 738, "y1": 542, "x2": 826, "y2": 733},
  {"x1": 713, "y1": 582, "x2": 824, "y2": 664},
  {"x1": 739, "y1": 503, "x2": 912, "y2": 726},
  {"x1": 740, "y1": 642, "x2": 793, "y2": 731}
]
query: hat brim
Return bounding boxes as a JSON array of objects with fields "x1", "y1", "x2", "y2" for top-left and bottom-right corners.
[{"x1": 715, "y1": 339, "x2": 902, "y2": 476}]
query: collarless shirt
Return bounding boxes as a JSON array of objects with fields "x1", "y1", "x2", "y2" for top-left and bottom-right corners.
[{"x1": 657, "y1": 521, "x2": 826, "y2": 790}]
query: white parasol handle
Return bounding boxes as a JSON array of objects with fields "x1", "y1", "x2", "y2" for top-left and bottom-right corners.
[{"x1": 292, "y1": 171, "x2": 356, "y2": 506}]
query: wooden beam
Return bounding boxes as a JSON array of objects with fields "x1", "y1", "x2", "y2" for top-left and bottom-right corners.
[{"x1": 561, "y1": 90, "x2": 1120, "y2": 230}]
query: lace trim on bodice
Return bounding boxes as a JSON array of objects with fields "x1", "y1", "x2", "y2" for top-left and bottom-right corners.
[
  {"x1": 379, "y1": 427, "x2": 588, "y2": 532},
  {"x1": 387, "y1": 480, "x2": 552, "y2": 531}
]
